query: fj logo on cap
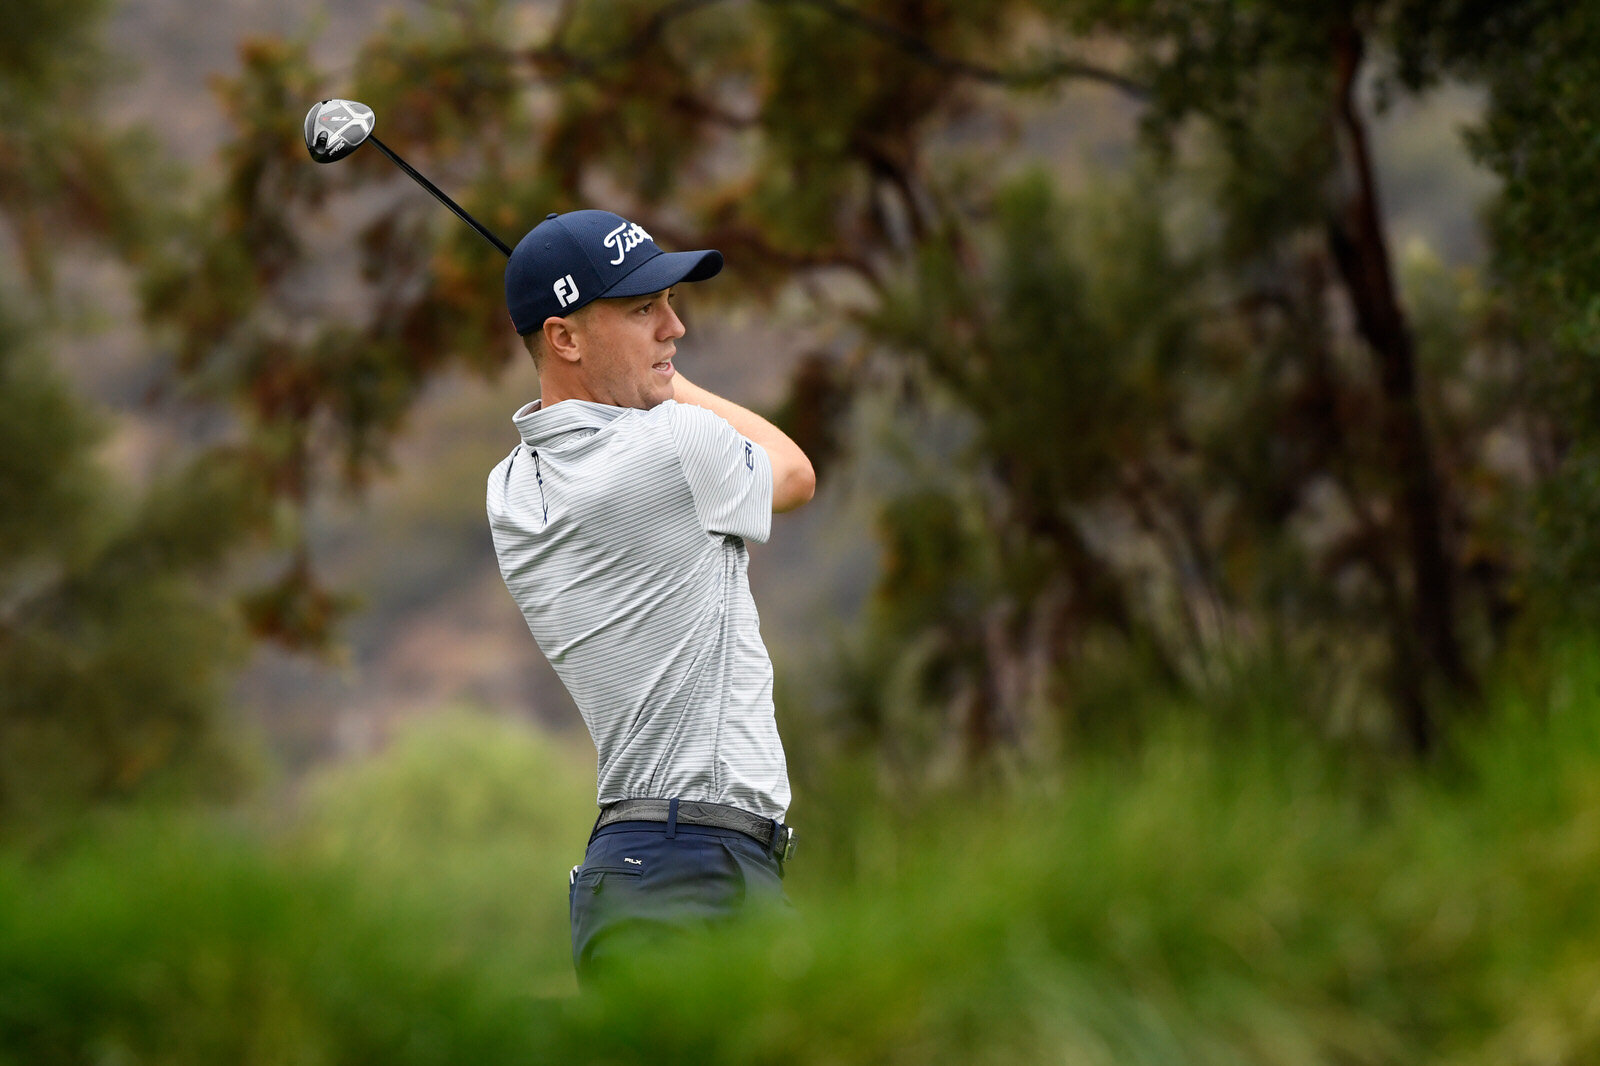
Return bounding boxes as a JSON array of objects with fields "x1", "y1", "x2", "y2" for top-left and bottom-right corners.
[
  {"x1": 553, "y1": 274, "x2": 579, "y2": 308},
  {"x1": 603, "y1": 221, "x2": 652, "y2": 266}
]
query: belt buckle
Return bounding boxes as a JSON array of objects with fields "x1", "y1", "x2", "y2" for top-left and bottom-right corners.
[{"x1": 779, "y1": 825, "x2": 797, "y2": 863}]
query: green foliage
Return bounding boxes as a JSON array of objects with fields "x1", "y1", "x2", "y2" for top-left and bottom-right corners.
[
  {"x1": 0, "y1": 312, "x2": 101, "y2": 565},
  {"x1": 295, "y1": 707, "x2": 594, "y2": 895},
  {"x1": 27, "y1": 0, "x2": 1582, "y2": 771},
  {"x1": 133, "y1": 12, "x2": 556, "y2": 646},
  {"x1": 0, "y1": 0, "x2": 275, "y2": 825},
  {"x1": 292, "y1": 708, "x2": 597, "y2": 995},
  {"x1": 876, "y1": 171, "x2": 1192, "y2": 503},
  {"x1": 0, "y1": 0, "x2": 177, "y2": 290},
  {"x1": 0, "y1": 308, "x2": 258, "y2": 829},
  {"x1": 837, "y1": 169, "x2": 1206, "y2": 754},
  {"x1": 0, "y1": 0, "x2": 107, "y2": 94},
  {"x1": 0, "y1": 709, "x2": 593, "y2": 1064},
  {"x1": 6, "y1": 652, "x2": 1600, "y2": 1063},
  {"x1": 124, "y1": 0, "x2": 1540, "y2": 759},
  {"x1": 0, "y1": 818, "x2": 545, "y2": 1065},
  {"x1": 1456, "y1": 2, "x2": 1600, "y2": 618}
]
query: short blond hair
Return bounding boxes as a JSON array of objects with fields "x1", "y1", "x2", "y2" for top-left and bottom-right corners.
[
  {"x1": 520, "y1": 328, "x2": 547, "y2": 369},
  {"x1": 521, "y1": 302, "x2": 599, "y2": 369}
]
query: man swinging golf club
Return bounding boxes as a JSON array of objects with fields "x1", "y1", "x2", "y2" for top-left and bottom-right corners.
[{"x1": 486, "y1": 210, "x2": 816, "y2": 987}]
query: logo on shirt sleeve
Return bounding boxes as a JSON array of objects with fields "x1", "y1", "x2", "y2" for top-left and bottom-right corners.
[{"x1": 744, "y1": 440, "x2": 754, "y2": 470}]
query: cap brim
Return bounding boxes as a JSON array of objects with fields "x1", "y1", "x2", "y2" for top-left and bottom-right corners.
[{"x1": 602, "y1": 248, "x2": 723, "y2": 299}]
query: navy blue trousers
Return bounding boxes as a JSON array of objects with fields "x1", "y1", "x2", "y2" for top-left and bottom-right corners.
[{"x1": 569, "y1": 819, "x2": 789, "y2": 987}]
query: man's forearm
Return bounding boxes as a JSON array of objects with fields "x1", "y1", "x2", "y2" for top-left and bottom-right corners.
[{"x1": 672, "y1": 374, "x2": 816, "y2": 512}]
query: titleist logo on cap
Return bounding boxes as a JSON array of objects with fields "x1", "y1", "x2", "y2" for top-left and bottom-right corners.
[
  {"x1": 604, "y1": 221, "x2": 652, "y2": 265},
  {"x1": 505, "y1": 209, "x2": 723, "y2": 335}
]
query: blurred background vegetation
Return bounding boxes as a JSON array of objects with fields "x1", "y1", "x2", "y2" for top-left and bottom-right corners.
[{"x1": 4, "y1": 0, "x2": 1600, "y2": 1061}]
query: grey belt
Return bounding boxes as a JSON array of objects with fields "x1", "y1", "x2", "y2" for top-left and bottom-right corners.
[{"x1": 595, "y1": 798, "x2": 797, "y2": 864}]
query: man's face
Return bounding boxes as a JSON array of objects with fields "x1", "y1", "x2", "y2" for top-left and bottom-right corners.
[{"x1": 572, "y1": 288, "x2": 685, "y2": 410}]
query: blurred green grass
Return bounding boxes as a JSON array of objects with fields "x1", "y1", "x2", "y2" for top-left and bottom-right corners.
[{"x1": 4, "y1": 647, "x2": 1600, "y2": 1064}]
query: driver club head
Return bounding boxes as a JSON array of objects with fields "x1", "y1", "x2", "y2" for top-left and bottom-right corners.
[{"x1": 304, "y1": 99, "x2": 375, "y2": 163}]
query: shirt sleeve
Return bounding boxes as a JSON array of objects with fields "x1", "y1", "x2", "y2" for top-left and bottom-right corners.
[{"x1": 663, "y1": 401, "x2": 774, "y2": 543}]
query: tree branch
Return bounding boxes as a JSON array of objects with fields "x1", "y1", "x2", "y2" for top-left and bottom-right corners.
[
  {"x1": 1327, "y1": 19, "x2": 1472, "y2": 749},
  {"x1": 770, "y1": 0, "x2": 1148, "y2": 97},
  {"x1": 524, "y1": 0, "x2": 1147, "y2": 99}
]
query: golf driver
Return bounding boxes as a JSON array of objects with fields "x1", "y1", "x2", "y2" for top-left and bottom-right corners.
[{"x1": 303, "y1": 98, "x2": 513, "y2": 257}]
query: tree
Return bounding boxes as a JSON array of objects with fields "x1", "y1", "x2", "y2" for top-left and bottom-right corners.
[
  {"x1": 0, "y1": 0, "x2": 264, "y2": 825},
  {"x1": 169, "y1": 0, "x2": 1555, "y2": 759},
  {"x1": 1434, "y1": 2, "x2": 1600, "y2": 620},
  {"x1": 0, "y1": 306, "x2": 267, "y2": 823}
]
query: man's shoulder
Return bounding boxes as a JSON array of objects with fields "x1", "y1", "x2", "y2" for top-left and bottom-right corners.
[
  {"x1": 519, "y1": 399, "x2": 741, "y2": 476},
  {"x1": 651, "y1": 398, "x2": 744, "y2": 447},
  {"x1": 570, "y1": 399, "x2": 704, "y2": 440}
]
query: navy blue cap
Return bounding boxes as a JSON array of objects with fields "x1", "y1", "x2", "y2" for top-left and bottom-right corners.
[{"x1": 505, "y1": 209, "x2": 723, "y2": 335}]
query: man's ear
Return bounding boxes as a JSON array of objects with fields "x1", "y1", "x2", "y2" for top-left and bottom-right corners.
[{"x1": 543, "y1": 314, "x2": 581, "y2": 364}]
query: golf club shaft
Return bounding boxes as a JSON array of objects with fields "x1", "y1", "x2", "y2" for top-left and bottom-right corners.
[{"x1": 368, "y1": 135, "x2": 513, "y2": 258}]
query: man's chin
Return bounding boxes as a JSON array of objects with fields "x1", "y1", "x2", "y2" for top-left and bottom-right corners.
[{"x1": 635, "y1": 386, "x2": 674, "y2": 411}]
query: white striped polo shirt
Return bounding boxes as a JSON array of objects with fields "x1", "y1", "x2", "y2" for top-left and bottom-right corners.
[{"x1": 486, "y1": 398, "x2": 790, "y2": 820}]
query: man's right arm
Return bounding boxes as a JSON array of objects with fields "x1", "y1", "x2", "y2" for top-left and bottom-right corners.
[{"x1": 671, "y1": 373, "x2": 816, "y2": 513}]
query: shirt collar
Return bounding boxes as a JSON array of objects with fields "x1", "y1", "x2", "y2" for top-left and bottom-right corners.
[{"x1": 512, "y1": 398, "x2": 630, "y2": 447}]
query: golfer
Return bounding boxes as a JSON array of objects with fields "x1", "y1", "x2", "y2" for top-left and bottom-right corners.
[{"x1": 486, "y1": 209, "x2": 815, "y2": 986}]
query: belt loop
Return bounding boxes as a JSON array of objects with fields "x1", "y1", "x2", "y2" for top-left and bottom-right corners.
[
  {"x1": 768, "y1": 818, "x2": 781, "y2": 858},
  {"x1": 666, "y1": 797, "x2": 679, "y2": 839}
]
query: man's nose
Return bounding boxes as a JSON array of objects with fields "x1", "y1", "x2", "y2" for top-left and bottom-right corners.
[{"x1": 661, "y1": 304, "x2": 686, "y2": 340}]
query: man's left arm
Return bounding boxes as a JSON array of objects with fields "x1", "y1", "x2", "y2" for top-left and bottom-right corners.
[{"x1": 671, "y1": 373, "x2": 816, "y2": 513}]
